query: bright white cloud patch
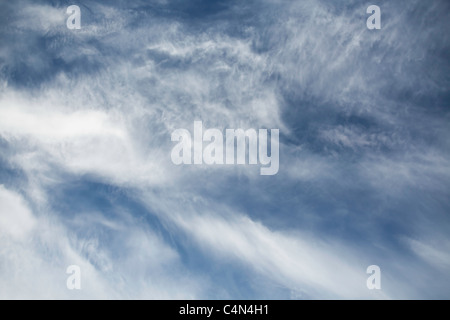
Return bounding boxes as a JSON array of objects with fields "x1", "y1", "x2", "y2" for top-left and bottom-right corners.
[
  {"x1": 0, "y1": 185, "x2": 36, "y2": 239},
  {"x1": 0, "y1": 185, "x2": 203, "y2": 299}
]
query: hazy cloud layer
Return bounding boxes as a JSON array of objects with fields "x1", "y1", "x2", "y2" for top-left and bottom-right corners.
[{"x1": 0, "y1": 0, "x2": 449, "y2": 299}]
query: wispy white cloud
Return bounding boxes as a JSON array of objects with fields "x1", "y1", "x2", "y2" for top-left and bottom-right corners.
[
  {"x1": 145, "y1": 194, "x2": 392, "y2": 299},
  {"x1": 407, "y1": 238, "x2": 450, "y2": 272},
  {"x1": 0, "y1": 0, "x2": 449, "y2": 299},
  {"x1": 0, "y1": 185, "x2": 204, "y2": 299}
]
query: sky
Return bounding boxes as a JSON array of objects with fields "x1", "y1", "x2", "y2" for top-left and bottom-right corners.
[{"x1": 0, "y1": 0, "x2": 449, "y2": 299}]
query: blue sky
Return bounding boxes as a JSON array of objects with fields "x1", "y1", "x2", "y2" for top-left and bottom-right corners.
[{"x1": 0, "y1": 0, "x2": 449, "y2": 299}]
